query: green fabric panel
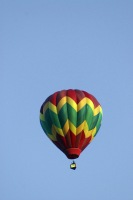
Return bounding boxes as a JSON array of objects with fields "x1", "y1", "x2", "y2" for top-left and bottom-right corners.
[
  {"x1": 77, "y1": 106, "x2": 86, "y2": 126},
  {"x1": 40, "y1": 120, "x2": 52, "y2": 135},
  {"x1": 41, "y1": 102, "x2": 102, "y2": 137},
  {"x1": 67, "y1": 103, "x2": 77, "y2": 127},
  {"x1": 89, "y1": 114, "x2": 99, "y2": 130},
  {"x1": 44, "y1": 109, "x2": 54, "y2": 128},
  {"x1": 94, "y1": 113, "x2": 103, "y2": 137},
  {"x1": 85, "y1": 104, "x2": 94, "y2": 129},
  {"x1": 94, "y1": 124, "x2": 101, "y2": 137},
  {"x1": 48, "y1": 109, "x2": 62, "y2": 129},
  {"x1": 58, "y1": 104, "x2": 68, "y2": 128}
]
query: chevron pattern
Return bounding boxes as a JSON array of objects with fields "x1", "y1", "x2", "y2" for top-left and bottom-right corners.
[{"x1": 40, "y1": 89, "x2": 103, "y2": 158}]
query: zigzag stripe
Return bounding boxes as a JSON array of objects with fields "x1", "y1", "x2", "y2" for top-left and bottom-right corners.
[
  {"x1": 94, "y1": 105, "x2": 102, "y2": 116},
  {"x1": 41, "y1": 97, "x2": 102, "y2": 115},
  {"x1": 40, "y1": 95, "x2": 103, "y2": 141},
  {"x1": 40, "y1": 104, "x2": 102, "y2": 131},
  {"x1": 40, "y1": 111, "x2": 102, "y2": 140},
  {"x1": 57, "y1": 96, "x2": 77, "y2": 112},
  {"x1": 52, "y1": 118, "x2": 100, "y2": 137},
  {"x1": 83, "y1": 121, "x2": 96, "y2": 138},
  {"x1": 40, "y1": 113, "x2": 45, "y2": 121},
  {"x1": 40, "y1": 105, "x2": 102, "y2": 128},
  {"x1": 57, "y1": 97, "x2": 95, "y2": 112},
  {"x1": 78, "y1": 98, "x2": 94, "y2": 111},
  {"x1": 42, "y1": 121, "x2": 97, "y2": 140},
  {"x1": 41, "y1": 104, "x2": 102, "y2": 127},
  {"x1": 42, "y1": 102, "x2": 57, "y2": 114}
]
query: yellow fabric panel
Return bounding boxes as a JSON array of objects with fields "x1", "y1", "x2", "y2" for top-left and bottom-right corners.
[
  {"x1": 48, "y1": 102, "x2": 57, "y2": 114},
  {"x1": 52, "y1": 125, "x2": 57, "y2": 135},
  {"x1": 40, "y1": 113, "x2": 45, "y2": 121},
  {"x1": 100, "y1": 106, "x2": 103, "y2": 115},
  {"x1": 76, "y1": 121, "x2": 85, "y2": 135},
  {"x1": 94, "y1": 105, "x2": 101, "y2": 116},
  {"x1": 69, "y1": 121, "x2": 76, "y2": 135},
  {"x1": 91, "y1": 127, "x2": 97, "y2": 137},
  {"x1": 47, "y1": 133, "x2": 57, "y2": 141},
  {"x1": 53, "y1": 125, "x2": 64, "y2": 137},
  {"x1": 42, "y1": 102, "x2": 49, "y2": 113},
  {"x1": 56, "y1": 96, "x2": 78, "y2": 112},
  {"x1": 77, "y1": 98, "x2": 86, "y2": 111},
  {"x1": 63, "y1": 120, "x2": 69, "y2": 135},
  {"x1": 85, "y1": 127, "x2": 96, "y2": 138},
  {"x1": 67, "y1": 97, "x2": 77, "y2": 111},
  {"x1": 83, "y1": 121, "x2": 89, "y2": 137},
  {"x1": 86, "y1": 98, "x2": 94, "y2": 111},
  {"x1": 57, "y1": 97, "x2": 67, "y2": 112}
]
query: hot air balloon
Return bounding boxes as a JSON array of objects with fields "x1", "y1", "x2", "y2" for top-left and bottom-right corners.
[{"x1": 40, "y1": 89, "x2": 103, "y2": 169}]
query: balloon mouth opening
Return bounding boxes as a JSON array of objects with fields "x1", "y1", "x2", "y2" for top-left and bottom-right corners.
[{"x1": 65, "y1": 148, "x2": 81, "y2": 159}]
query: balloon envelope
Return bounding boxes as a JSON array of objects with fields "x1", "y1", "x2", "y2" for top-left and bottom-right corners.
[{"x1": 40, "y1": 89, "x2": 103, "y2": 159}]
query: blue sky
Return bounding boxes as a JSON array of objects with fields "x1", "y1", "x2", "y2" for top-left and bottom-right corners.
[{"x1": 1, "y1": 1, "x2": 133, "y2": 200}]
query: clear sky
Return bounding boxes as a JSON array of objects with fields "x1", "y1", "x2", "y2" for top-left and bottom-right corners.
[{"x1": 1, "y1": 1, "x2": 133, "y2": 200}]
